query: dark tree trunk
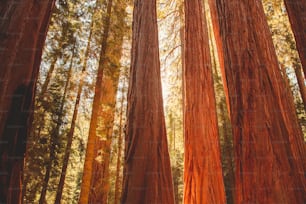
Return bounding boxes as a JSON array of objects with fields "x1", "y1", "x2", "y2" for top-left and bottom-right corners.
[
  {"x1": 208, "y1": 0, "x2": 306, "y2": 203},
  {"x1": 183, "y1": 0, "x2": 226, "y2": 203},
  {"x1": 283, "y1": 0, "x2": 306, "y2": 76},
  {"x1": 0, "y1": 1, "x2": 55, "y2": 203},
  {"x1": 121, "y1": 0, "x2": 175, "y2": 203}
]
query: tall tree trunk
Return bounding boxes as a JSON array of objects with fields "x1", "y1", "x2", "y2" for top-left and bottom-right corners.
[
  {"x1": 88, "y1": 2, "x2": 127, "y2": 201},
  {"x1": 294, "y1": 64, "x2": 306, "y2": 110},
  {"x1": 0, "y1": 1, "x2": 55, "y2": 203},
  {"x1": 54, "y1": 15, "x2": 95, "y2": 203},
  {"x1": 121, "y1": 0, "x2": 175, "y2": 203},
  {"x1": 208, "y1": 0, "x2": 306, "y2": 203},
  {"x1": 39, "y1": 42, "x2": 76, "y2": 204},
  {"x1": 40, "y1": 56, "x2": 57, "y2": 98},
  {"x1": 114, "y1": 79, "x2": 126, "y2": 204},
  {"x1": 219, "y1": 101, "x2": 235, "y2": 204},
  {"x1": 283, "y1": 0, "x2": 306, "y2": 76},
  {"x1": 88, "y1": 77, "x2": 118, "y2": 203},
  {"x1": 210, "y1": 17, "x2": 235, "y2": 204},
  {"x1": 183, "y1": 0, "x2": 226, "y2": 203},
  {"x1": 78, "y1": 0, "x2": 113, "y2": 203},
  {"x1": 39, "y1": 23, "x2": 69, "y2": 99}
]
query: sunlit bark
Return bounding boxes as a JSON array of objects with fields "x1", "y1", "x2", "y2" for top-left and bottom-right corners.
[
  {"x1": 121, "y1": 0, "x2": 175, "y2": 203},
  {"x1": 183, "y1": 0, "x2": 226, "y2": 203},
  {"x1": 208, "y1": 0, "x2": 306, "y2": 203},
  {"x1": 78, "y1": 0, "x2": 113, "y2": 203}
]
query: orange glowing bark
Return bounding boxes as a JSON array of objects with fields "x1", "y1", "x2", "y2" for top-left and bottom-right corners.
[{"x1": 183, "y1": 0, "x2": 226, "y2": 203}]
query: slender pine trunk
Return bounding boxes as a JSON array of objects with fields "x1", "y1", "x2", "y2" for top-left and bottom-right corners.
[{"x1": 39, "y1": 43, "x2": 76, "y2": 204}]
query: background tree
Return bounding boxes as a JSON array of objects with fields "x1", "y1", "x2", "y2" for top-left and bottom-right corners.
[
  {"x1": 283, "y1": 0, "x2": 306, "y2": 76},
  {"x1": 262, "y1": 0, "x2": 306, "y2": 137},
  {"x1": 24, "y1": 1, "x2": 92, "y2": 202},
  {"x1": 87, "y1": 0, "x2": 128, "y2": 202},
  {"x1": 78, "y1": 0, "x2": 114, "y2": 202}
]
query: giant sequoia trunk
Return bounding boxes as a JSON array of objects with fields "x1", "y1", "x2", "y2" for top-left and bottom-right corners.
[
  {"x1": 121, "y1": 0, "x2": 175, "y2": 203},
  {"x1": 209, "y1": 0, "x2": 306, "y2": 203},
  {"x1": 0, "y1": 1, "x2": 55, "y2": 203},
  {"x1": 183, "y1": 0, "x2": 226, "y2": 203},
  {"x1": 283, "y1": 0, "x2": 306, "y2": 76}
]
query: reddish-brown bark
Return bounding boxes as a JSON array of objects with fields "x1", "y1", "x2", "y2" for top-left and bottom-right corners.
[
  {"x1": 294, "y1": 64, "x2": 306, "y2": 110},
  {"x1": 209, "y1": 0, "x2": 306, "y2": 203},
  {"x1": 283, "y1": 0, "x2": 306, "y2": 77},
  {"x1": 79, "y1": 0, "x2": 113, "y2": 203},
  {"x1": 121, "y1": 0, "x2": 175, "y2": 203},
  {"x1": 183, "y1": 0, "x2": 226, "y2": 203},
  {"x1": 88, "y1": 3, "x2": 126, "y2": 200},
  {"x1": 88, "y1": 77, "x2": 119, "y2": 203},
  {"x1": 0, "y1": 1, "x2": 55, "y2": 203}
]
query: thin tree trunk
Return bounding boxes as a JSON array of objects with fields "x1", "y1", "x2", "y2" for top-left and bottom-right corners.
[
  {"x1": 39, "y1": 43, "x2": 76, "y2": 204},
  {"x1": 219, "y1": 101, "x2": 234, "y2": 204},
  {"x1": 121, "y1": 0, "x2": 175, "y2": 203},
  {"x1": 78, "y1": 0, "x2": 113, "y2": 203},
  {"x1": 114, "y1": 79, "x2": 126, "y2": 204},
  {"x1": 208, "y1": 0, "x2": 306, "y2": 203},
  {"x1": 40, "y1": 57, "x2": 57, "y2": 97},
  {"x1": 294, "y1": 64, "x2": 306, "y2": 110},
  {"x1": 183, "y1": 0, "x2": 226, "y2": 203},
  {"x1": 0, "y1": 1, "x2": 55, "y2": 203},
  {"x1": 283, "y1": 0, "x2": 306, "y2": 76},
  {"x1": 54, "y1": 15, "x2": 95, "y2": 203}
]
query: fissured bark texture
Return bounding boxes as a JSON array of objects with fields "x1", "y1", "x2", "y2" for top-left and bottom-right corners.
[
  {"x1": 0, "y1": 1, "x2": 55, "y2": 203},
  {"x1": 183, "y1": 0, "x2": 226, "y2": 203},
  {"x1": 208, "y1": 0, "x2": 306, "y2": 203},
  {"x1": 121, "y1": 0, "x2": 175, "y2": 203}
]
